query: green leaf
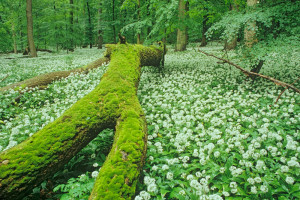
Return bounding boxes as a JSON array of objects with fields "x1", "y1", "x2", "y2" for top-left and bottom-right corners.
[
  {"x1": 169, "y1": 187, "x2": 186, "y2": 200},
  {"x1": 61, "y1": 194, "x2": 72, "y2": 200}
]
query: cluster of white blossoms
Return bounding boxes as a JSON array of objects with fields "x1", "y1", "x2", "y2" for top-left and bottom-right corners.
[
  {"x1": 136, "y1": 46, "x2": 299, "y2": 199},
  {"x1": 0, "y1": 52, "x2": 108, "y2": 151},
  {"x1": 0, "y1": 48, "x2": 105, "y2": 87},
  {"x1": 143, "y1": 176, "x2": 158, "y2": 194}
]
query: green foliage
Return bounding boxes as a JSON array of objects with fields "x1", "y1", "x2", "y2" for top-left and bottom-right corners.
[
  {"x1": 207, "y1": 1, "x2": 300, "y2": 42},
  {"x1": 53, "y1": 173, "x2": 95, "y2": 200}
]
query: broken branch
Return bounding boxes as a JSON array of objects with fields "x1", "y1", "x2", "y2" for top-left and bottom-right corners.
[
  {"x1": 199, "y1": 49, "x2": 300, "y2": 94},
  {"x1": 0, "y1": 74, "x2": 9, "y2": 83},
  {"x1": 274, "y1": 77, "x2": 300, "y2": 105}
]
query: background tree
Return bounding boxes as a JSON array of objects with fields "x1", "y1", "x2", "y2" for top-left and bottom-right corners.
[
  {"x1": 224, "y1": 0, "x2": 239, "y2": 50},
  {"x1": 175, "y1": 0, "x2": 188, "y2": 51},
  {"x1": 26, "y1": 0, "x2": 37, "y2": 57},
  {"x1": 244, "y1": 0, "x2": 258, "y2": 48}
]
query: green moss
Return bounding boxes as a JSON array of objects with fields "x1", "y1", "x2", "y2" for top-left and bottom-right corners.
[
  {"x1": 89, "y1": 44, "x2": 158, "y2": 200},
  {"x1": 13, "y1": 83, "x2": 27, "y2": 91}
]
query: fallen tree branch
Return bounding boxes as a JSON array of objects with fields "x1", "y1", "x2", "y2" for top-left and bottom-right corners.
[
  {"x1": 0, "y1": 74, "x2": 9, "y2": 83},
  {"x1": 199, "y1": 49, "x2": 300, "y2": 94},
  {"x1": 0, "y1": 44, "x2": 163, "y2": 200},
  {"x1": 274, "y1": 77, "x2": 300, "y2": 105},
  {"x1": 0, "y1": 57, "x2": 109, "y2": 92}
]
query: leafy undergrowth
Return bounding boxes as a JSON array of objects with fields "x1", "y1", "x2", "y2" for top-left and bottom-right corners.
[
  {"x1": 0, "y1": 43, "x2": 299, "y2": 200},
  {"x1": 135, "y1": 45, "x2": 299, "y2": 200},
  {"x1": 0, "y1": 49, "x2": 112, "y2": 199}
]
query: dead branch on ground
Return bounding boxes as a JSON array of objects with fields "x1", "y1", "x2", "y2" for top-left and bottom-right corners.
[
  {"x1": 1, "y1": 74, "x2": 9, "y2": 83},
  {"x1": 274, "y1": 77, "x2": 300, "y2": 105},
  {"x1": 199, "y1": 49, "x2": 300, "y2": 94}
]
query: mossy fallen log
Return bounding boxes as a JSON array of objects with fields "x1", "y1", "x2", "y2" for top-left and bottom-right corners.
[
  {"x1": 0, "y1": 57, "x2": 109, "y2": 92},
  {"x1": 0, "y1": 44, "x2": 163, "y2": 200},
  {"x1": 89, "y1": 45, "x2": 151, "y2": 200}
]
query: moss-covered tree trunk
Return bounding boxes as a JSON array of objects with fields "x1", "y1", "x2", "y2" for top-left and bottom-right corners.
[
  {"x1": 88, "y1": 45, "x2": 150, "y2": 200},
  {"x1": 0, "y1": 44, "x2": 163, "y2": 200}
]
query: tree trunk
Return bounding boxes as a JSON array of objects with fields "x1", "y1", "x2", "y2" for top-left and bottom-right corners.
[
  {"x1": 0, "y1": 44, "x2": 163, "y2": 200},
  {"x1": 26, "y1": 0, "x2": 37, "y2": 57},
  {"x1": 112, "y1": 0, "x2": 117, "y2": 44},
  {"x1": 87, "y1": 1, "x2": 93, "y2": 48},
  {"x1": 224, "y1": 0, "x2": 239, "y2": 50},
  {"x1": 244, "y1": 0, "x2": 258, "y2": 48},
  {"x1": 70, "y1": 0, "x2": 74, "y2": 49},
  {"x1": 200, "y1": 14, "x2": 208, "y2": 47},
  {"x1": 89, "y1": 45, "x2": 155, "y2": 200},
  {"x1": 12, "y1": 24, "x2": 17, "y2": 54},
  {"x1": 98, "y1": 3, "x2": 103, "y2": 49},
  {"x1": 175, "y1": 0, "x2": 188, "y2": 51},
  {"x1": 137, "y1": 0, "x2": 142, "y2": 44}
]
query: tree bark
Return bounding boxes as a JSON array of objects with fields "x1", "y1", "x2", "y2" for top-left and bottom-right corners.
[
  {"x1": 70, "y1": 0, "x2": 74, "y2": 49},
  {"x1": 26, "y1": 0, "x2": 37, "y2": 57},
  {"x1": 98, "y1": 3, "x2": 103, "y2": 49},
  {"x1": 112, "y1": 0, "x2": 117, "y2": 44},
  {"x1": 137, "y1": 0, "x2": 142, "y2": 44},
  {"x1": 200, "y1": 14, "x2": 208, "y2": 47},
  {"x1": 224, "y1": 0, "x2": 239, "y2": 50},
  {"x1": 12, "y1": 24, "x2": 17, "y2": 54},
  {"x1": 87, "y1": 1, "x2": 93, "y2": 48},
  {"x1": 0, "y1": 44, "x2": 163, "y2": 200},
  {"x1": 175, "y1": 0, "x2": 188, "y2": 51},
  {"x1": 244, "y1": 0, "x2": 258, "y2": 48}
]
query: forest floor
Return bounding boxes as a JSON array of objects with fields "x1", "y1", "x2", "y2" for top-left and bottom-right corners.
[{"x1": 0, "y1": 43, "x2": 299, "y2": 200}]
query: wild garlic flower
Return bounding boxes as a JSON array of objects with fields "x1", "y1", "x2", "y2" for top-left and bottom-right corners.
[
  {"x1": 260, "y1": 185, "x2": 268, "y2": 193},
  {"x1": 285, "y1": 176, "x2": 295, "y2": 185},
  {"x1": 147, "y1": 183, "x2": 157, "y2": 193},
  {"x1": 166, "y1": 172, "x2": 173, "y2": 180},
  {"x1": 251, "y1": 186, "x2": 257, "y2": 194},
  {"x1": 139, "y1": 191, "x2": 151, "y2": 200},
  {"x1": 91, "y1": 171, "x2": 99, "y2": 178}
]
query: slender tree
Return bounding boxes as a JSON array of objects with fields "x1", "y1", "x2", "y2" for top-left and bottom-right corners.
[
  {"x1": 175, "y1": 0, "x2": 188, "y2": 51},
  {"x1": 224, "y1": 0, "x2": 238, "y2": 50},
  {"x1": 98, "y1": 2, "x2": 103, "y2": 49},
  {"x1": 137, "y1": 0, "x2": 141, "y2": 44},
  {"x1": 26, "y1": 0, "x2": 37, "y2": 57},
  {"x1": 11, "y1": 23, "x2": 17, "y2": 53},
  {"x1": 112, "y1": 0, "x2": 117, "y2": 43},
  {"x1": 69, "y1": 0, "x2": 74, "y2": 49},
  {"x1": 200, "y1": 14, "x2": 208, "y2": 47},
  {"x1": 86, "y1": 0, "x2": 93, "y2": 48},
  {"x1": 244, "y1": 0, "x2": 258, "y2": 48}
]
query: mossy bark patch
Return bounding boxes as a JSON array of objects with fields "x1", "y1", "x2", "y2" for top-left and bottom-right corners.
[{"x1": 89, "y1": 45, "x2": 151, "y2": 200}]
